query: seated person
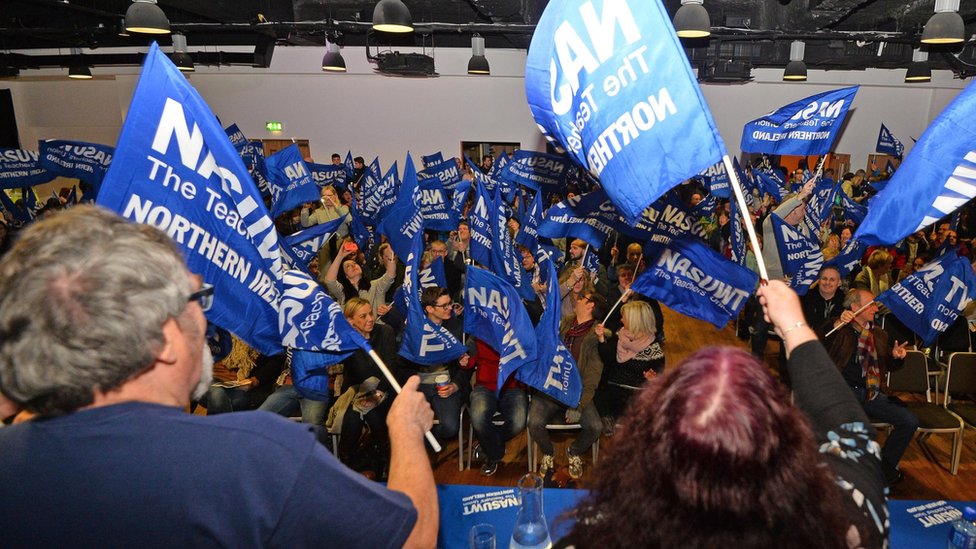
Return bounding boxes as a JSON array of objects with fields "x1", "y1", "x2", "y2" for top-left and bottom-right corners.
[
  {"x1": 198, "y1": 335, "x2": 284, "y2": 414},
  {"x1": 559, "y1": 281, "x2": 887, "y2": 548},
  {"x1": 462, "y1": 338, "x2": 528, "y2": 477}
]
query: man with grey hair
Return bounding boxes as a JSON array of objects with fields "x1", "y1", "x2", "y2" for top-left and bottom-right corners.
[{"x1": 0, "y1": 206, "x2": 438, "y2": 548}]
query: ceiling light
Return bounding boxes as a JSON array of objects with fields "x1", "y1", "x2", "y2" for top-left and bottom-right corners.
[
  {"x1": 372, "y1": 0, "x2": 413, "y2": 33},
  {"x1": 67, "y1": 48, "x2": 92, "y2": 79},
  {"x1": 170, "y1": 33, "x2": 194, "y2": 72},
  {"x1": 922, "y1": 0, "x2": 965, "y2": 44},
  {"x1": 905, "y1": 49, "x2": 932, "y2": 82},
  {"x1": 783, "y1": 41, "x2": 807, "y2": 81},
  {"x1": 118, "y1": 18, "x2": 130, "y2": 37},
  {"x1": 467, "y1": 35, "x2": 490, "y2": 75},
  {"x1": 125, "y1": 0, "x2": 170, "y2": 35},
  {"x1": 674, "y1": 0, "x2": 711, "y2": 39},
  {"x1": 321, "y1": 41, "x2": 346, "y2": 72}
]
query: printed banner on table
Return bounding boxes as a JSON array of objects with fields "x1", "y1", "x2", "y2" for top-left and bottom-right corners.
[
  {"x1": 525, "y1": 0, "x2": 727, "y2": 223},
  {"x1": 95, "y1": 43, "x2": 344, "y2": 357},
  {"x1": 38, "y1": 139, "x2": 114, "y2": 187},
  {"x1": 464, "y1": 266, "x2": 538, "y2": 391},
  {"x1": 740, "y1": 86, "x2": 858, "y2": 156},
  {"x1": 875, "y1": 253, "x2": 976, "y2": 346},
  {"x1": 0, "y1": 149, "x2": 54, "y2": 189},
  {"x1": 877, "y1": 123, "x2": 905, "y2": 158},
  {"x1": 632, "y1": 236, "x2": 757, "y2": 328},
  {"x1": 856, "y1": 81, "x2": 976, "y2": 246}
]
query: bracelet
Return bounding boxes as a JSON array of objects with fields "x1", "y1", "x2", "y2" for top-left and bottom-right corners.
[{"x1": 781, "y1": 321, "x2": 807, "y2": 334}]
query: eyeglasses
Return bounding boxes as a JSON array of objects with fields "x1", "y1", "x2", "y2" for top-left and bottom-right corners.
[
  {"x1": 188, "y1": 283, "x2": 214, "y2": 312},
  {"x1": 576, "y1": 295, "x2": 593, "y2": 303},
  {"x1": 432, "y1": 301, "x2": 453, "y2": 310}
]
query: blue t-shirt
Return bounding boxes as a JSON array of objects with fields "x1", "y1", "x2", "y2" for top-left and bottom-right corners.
[{"x1": 0, "y1": 402, "x2": 416, "y2": 548}]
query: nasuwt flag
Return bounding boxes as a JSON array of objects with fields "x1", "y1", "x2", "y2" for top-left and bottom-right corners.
[
  {"x1": 537, "y1": 190, "x2": 615, "y2": 248},
  {"x1": 224, "y1": 123, "x2": 247, "y2": 148},
  {"x1": 839, "y1": 190, "x2": 867, "y2": 225},
  {"x1": 377, "y1": 154, "x2": 424, "y2": 261},
  {"x1": 516, "y1": 248, "x2": 582, "y2": 408},
  {"x1": 398, "y1": 230, "x2": 467, "y2": 365},
  {"x1": 498, "y1": 150, "x2": 571, "y2": 190},
  {"x1": 644, "y1": 192, "x2": 709, "y2": 245},
  {"x1": 38, "y1": 139, "x2": 114, "y2": 187},
  {"x1": 449, "y1": 178, "x2": 471, "y2": 228},
  {"x1": 825, "y1": 238, "x2": 867, "y2": 279},
  {"x1": 0, "y1": 189, "x2": 31, "y2": 223},
  {"x1": 632, "y1": 236, "x2": 757, "y2": 328},
  {"x1": 515, "y1": 190, "x2": 544, "y2": 249},
  {"x1": 238, "y1": 140, "x2": 270, "y2": 197},
  {"x1": 393, "y1": 256, "x2": 448, "y2": 315},
  {"x1": 728, "y1": 196, "x2": 747, "y2": 266},
  {"x1": 699, "y1": 160, "x2": 731, "y2": 198},
  {"x1": 769, "y1": 214, "x2": 823, "y2": 295},
  {"x1": 856, "y1": 82, "x2": 976, "y2": 245},
  {"x1": 741, "y1": 86, "x2": 858, "y2": 156},
  {"x1": 264, "y1": 144, "x2": 318, "y2": 219},
  {"x1": 422, "y1": 151, "x2": 444, "y2": 169},
  {"x1": 877, "y1": 123, "x2": 905, "y2": 158},
  {"x1": 418, "y1": 176, "x2": 456, "y2": 232},
  {"x1": 464, "y1": 266, "x2": 538, "y2": 392},
  {"x1": 308, "y1": 161, "x2": 347, "y2": 189},
  {"x1": 418, "y1": 157, "x2": 463, "y2": 195},
  {"x1": 525, "y1": 0, "x2": 727, "y2": 223},
  {"x1": 752, "y1": 167, "x2": 787, "y2": 201},
  {"x1": 0, "y1": 149, "x2": 54, "y2": 188},
  {"x1": 491, "y1": 186, "x2": 537, "y2": 303},
  {"x1": 360, "y1": 161, "x2": 398, "y2": 225},
  {"x1": 283, "y1": 216, "x2": 346, "y2": 265},
  {"x1": 468, "y1": 181, "x2": 497, "y2": 268},
  {"x1": 96, "y1": 43, "x2": 351, "y2": 357},
  {"x1": 875, "y1": 253, "x2": 976, "y2": 346}
]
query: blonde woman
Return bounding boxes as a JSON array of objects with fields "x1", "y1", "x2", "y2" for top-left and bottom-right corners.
[{"x1": 594, "y1": 301, "x2": 665, "y2": 423}]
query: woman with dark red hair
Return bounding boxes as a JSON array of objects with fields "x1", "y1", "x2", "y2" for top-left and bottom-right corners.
[{"x1": 560, "y1": 281, "x2": 887, "y2": 549}]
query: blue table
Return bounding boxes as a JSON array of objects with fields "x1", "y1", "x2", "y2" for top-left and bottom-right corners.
[
  {"x1": 437, "y1": 487, "x2": 974, "y2": 549},
  {"x1": 437, "y1": 484, "x2": 584, "y2": 549}
]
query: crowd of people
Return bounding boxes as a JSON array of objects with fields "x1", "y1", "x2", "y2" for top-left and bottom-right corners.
[{"x1": 3, "y1": 150, "x2": 972, "y2": 548}]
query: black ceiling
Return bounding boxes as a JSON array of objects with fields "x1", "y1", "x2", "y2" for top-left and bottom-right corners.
[{"x1": 1, "y1": 0, "x2": 975, "y2": 77}]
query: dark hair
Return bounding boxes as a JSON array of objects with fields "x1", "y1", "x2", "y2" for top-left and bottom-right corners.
[
  {"x1": 354, "y1": 156, "x2": 365, "y2": 165},
  {"x1": 568, "y1": 346, "x2": 851, "y2": 549},
  {"x1": 337, "y1": 257, "x2": 370, "y2": 301},
  {"x1": 421, "y1": 286, "x2": 450, "y2": 309},
  {"x1": 331, "y1": 153, "x2": 341, "y2": 160}
]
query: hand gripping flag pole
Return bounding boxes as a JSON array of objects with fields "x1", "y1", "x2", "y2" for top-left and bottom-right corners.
[
  {"x1": 601, "y1": 288, "x2": 632, "y2": 326},
  {"x1": 723, "y1": 155, "x2": 769, "y2": 282},
  {"x1": 365, "y1": 348, "x2": 443, "y2": 453},
  {"x1": 823, "y1": 300, "x2": 876, "y2": 338}
]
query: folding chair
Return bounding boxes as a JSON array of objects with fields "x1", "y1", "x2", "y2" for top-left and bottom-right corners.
[
  {"x1": 945, "y1": 352, "x2": 976, "y2": 456},
  {"x1": 526, "y1": 423, "x2": 599, "y2": 472},
  {"x1": 888, "y1": 351, "x2": 964, "y2": 474}
]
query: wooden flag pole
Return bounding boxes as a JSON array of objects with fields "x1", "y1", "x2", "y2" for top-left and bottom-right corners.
[
  {"x1": 601, "y1": 288, "x2": 632, "y2": 326},
  {"x1": 722, "y1": 155, "x2": 770, "y2": 282},
  {"x1": 823, "y1": 300, "x2": 876, "y2": 338},
  {"x1": 366, "y1": 349, "x2": 443, "y2": 453}
]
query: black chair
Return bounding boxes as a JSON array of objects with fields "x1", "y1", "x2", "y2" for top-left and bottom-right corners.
[{"x1": 945, "y1": 352, "x2": 976, "y2": 471}]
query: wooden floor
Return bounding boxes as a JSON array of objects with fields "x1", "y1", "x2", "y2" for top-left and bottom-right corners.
[{"x1": 431, "y1": 305, "x2": 976, "y2": 502}]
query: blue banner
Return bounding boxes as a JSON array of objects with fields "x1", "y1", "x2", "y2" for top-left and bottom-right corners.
[
  {"x1": 349, "y1": 201, "x2": 377, "y2": 258},
  {"x1": 515, "y1": 251, "x2": 581, "y2": 408},
  {"x1": 741, "y1": 86, "x2": 859, "y2": 155},
  {"x1": 264, "y1": 144, "x2": 318, "y2": 219},
  {"x1": 728, "y1": 195, "x2": 747, "y2": 266},
  {"x1": 0, "y1": 189, "x2": 31, "y2": 223},
  {"x1": 422, "y1": 151, "x2": 444, "y2": 169},
  {"x1": 525, "y1": 0, "x2": 727, "y2": 224},
  {"x1": 515, "y1": 191, "x2": 544, "y2": 249},
  {"x1": 632, "y1": 236, "x2": 757, "y2": 328},
  {"x1": 825, "y1": 238, "x2": 867, "y2": 279},
  {"x1": 803, "y1": 180, "x2": 838, "y2": 236},
  {"x1": 876, "y1": 253, "x2": 976, "y2": 346},
  {"x1": 283, "y1": 216, "x2": 346, "y2": 264},
  {"x1": 468, "y1": 181, "x2": 497, "y2": 268},
  {"x1": 449, "y1": 178, "x2": 471, "y2": 229},
  {"x1": 877, "y1": 123, "x2": 905, "y2": 158},
  {"x1": 393, "y1": 256, "x2": 448, "y2": 315},
  {"x1": 856, "y1": 81, "x2": 976, "y2": 246},
  {"x1": 38, "y1": 139, "x2": 114, "y2": 187},
  {"x1": 377, "y1": 154, "x2": 424, "y2": 261},
  {"x1": 491, "y1": 187, "x2": 536, "y2": 303},
  {"x1": 464, "y1": 266, "x2": 538, "y2": 391},
  {"x1": 94, "y1": 43, "x2": 340, "y2": 357},
  {"x1": 360, "y1": 161, "x2": 398, "y2": 226},
  {"x1": 418, "y1": 176, "x2": 456, "y2": 232},
  {"x1": 0, "y1": 149, "x2": 54, "y2": 189},
  {"x1": 344, "y1": 151, "x2": 355, "y2": 182},
  {"x1": 839, "y1": 190, "x2": 867, "y2": 225},
  {"x1": 643, "y1": 192, "x2": 709, "y2": 246},
  {"x1": 238, "y1": 140, "x2": 270, "y2": 197},
  {"x1": 308, "y1": 161, "x2": 347, "y2": 189},
  {"x1": 497, "y1": 150, "x2": 570, "y2": 190},
  {"x1": 699, "y1": 160, "x2": 731, "y2": 199},
  {"x1": 752, "y1": 167, "x2": 787, "y2": 201},
  {"x1": 419, "y1": 158, "x2": 463, "y2": 195},
  {"x1": 224, "y1": 123, "x2": 247, "y2": 148},
  {"x1": 536, "y1": 190, "x2": 615, "y2": 249},
  {"x1": 770, "y1": 213, "x2": 823, "y2": 293}
]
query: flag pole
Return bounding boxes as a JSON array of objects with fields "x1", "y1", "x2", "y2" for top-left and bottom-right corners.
[
  {"x1": 601, "y1": 288, "x2": 632, "y2": 326},
  {"x1": 366, "y1": 349, "x2": 443, "y2": 453},
  {"x1": 722, "y1": 155, "x2": 769, "y2": 282},
  {"x1": 823, "y1": 300, "x2": 876, "y2": 338}
]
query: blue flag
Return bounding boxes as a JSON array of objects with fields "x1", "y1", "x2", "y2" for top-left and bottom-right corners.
[
  {"x1": 95, "y1": 43, "x2": 340, "y2": 357},
  {"x1": 38, "y1": 139, "x2": 114, "y2": 188},
  {"x1": 877, "y1": 123, "x2": 905, "y2": 158},
  {"x1": 525, "y1": 0, "x2": 727, "y2": 224},
  {"x1": 0, "y1": 189, "x2": 31, "y2": 223},
  {"x1": 468, "y1": 181, "x2": 496, "y2": 268},
  {"x1": 536, "y1": 191, "x2": 613, "y2": 248},
  {"x1": 728, "y1": 196, "x2": 747, "y2": 266},
  {"x1": 224, "y1": 123, "x2": 247, "y2": 148},
  {"x1": 419, "y1": 158, "x2": 463, "y2": 195},
  {"x1": 422, "y1": 152, "x2": 444, "y2": 169},
  {"x1": 491, "y1": 188, "x2": 537, "y2": 303},
  {"x1": 237, "y1": 140, "x2": 270, "y2": 197},
  {"x1": 308, "y1": 162, "x2": 347, "y2": 189},
  {"x1": 515, "y1": 252, "x2": 581, "y2": 408},
  {"x1": 0, "y1": 149, "x2": 54, "y2": 189},
  {"x1": 643, "y1": 192, "x2": 709, "y2": 245},
  {"x1": 283, "y1": 216, "x2": 346, "y2": 265},
  {"x1": 699, "y1": 160, "x2": 731, "y2": 198},
  {"x1": 348, "y1": 200, "x2": 377, "y2": 258},
  {"x1": 741, "y1": 86, "x2": 859, "y2": 155},
  {"x1": 632, "y1": 236, "x2": 757, "y2": 328},
  {"x1": 497, "y1": 150, "x2": 570, "y2": 190},
  {"x1": 515, "y1": 190, "x2": 544, "y2": 249},
  {"x1": 377, "y1": 154, "x2": 424, "y2": 261},
  {"x1": 801, "y1": 181, "x2": 838, "y2": 236},
  {"x1": 839, "y1": 190, "x2": 867, "y2": 225},
  {"x1": 449, "y1": 178, "x2": 472, "y2": 228},
  {"x1": 360, "y1": 161, "x2": 399, "y2": 226},
  {"x1": 398, "y1": 232, "x2": 467, "y2": 365},
  {"x1": 876, "y1": 253, "x2": 976, "y2": 346},
  {"x1": 393, "y1": 256, "x2": 448, "y2": 315},
  {"x1": 464, "y1": 266, "x2": 538, "y2": 391},
  {"x1": 690, "y1": 192, "x2": 717, "y2": 218},
  {"x1": 344, "y1": 151, "x2": 355, "y2": 182},
  {"x1": 824, "y1": 238, "x2": 867, "y2": 279},
  {"x1": 264, "y1": 144, "x2": 318, "y2": 219},
  {"x1": 752, "y1": 167, "x2": 787, "y2": 201},
  {"x1": 884, "y1": 159, "x2": 897, "y2": 176},
  {"x1": 769, "y1": 214, "x2": 823, "y2": 296},
  {"x1": 418, "y1": 176, "x2": 456, "y2": 232},
  {"x1": 856, "y1": 81, "x2": 976, "y2": 246}
]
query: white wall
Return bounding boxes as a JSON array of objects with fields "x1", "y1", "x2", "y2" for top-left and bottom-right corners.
[{"x1": 1, "y1": 45, "x2": 969, "y2": 172}]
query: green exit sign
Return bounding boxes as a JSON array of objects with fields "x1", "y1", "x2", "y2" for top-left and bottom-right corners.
[{"x1": 265, "y1": 121, "x2": 283, "y2": 132}]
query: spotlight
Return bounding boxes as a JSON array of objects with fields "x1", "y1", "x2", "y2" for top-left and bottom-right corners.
[
  {"x1": 673, "y1": 0, "x2": 711, "y2": 39},
  {"x1": 125, "y1": 0, "x2": 170, "y2": 35},
  {"x1": 171, "y1": 33, "x2": 194, "y2": 72},
  {"x1": 372, "y1": 0, "x2": 413, "y2": 33},
  {"x1": 921, "y1": 0, "x2": 965, "y2": 44},
  {"x1": 783, "y1": 41, "x2": 807, "y2": 81},
  {"x1": 321, "y1": 41, "x2": 346, "y2": 72},
  {"x1": 905, "y1": 49, "x2": 932, "y2": 82},
  {"x1": 467, "y1": 35, "x2": 490, "y2": 75}
]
